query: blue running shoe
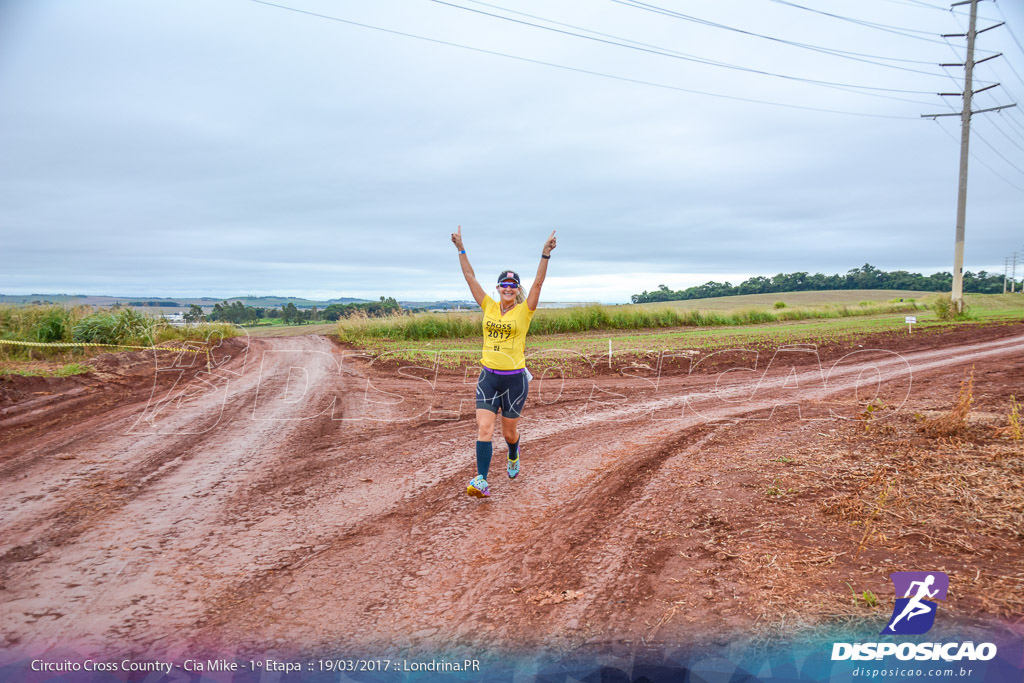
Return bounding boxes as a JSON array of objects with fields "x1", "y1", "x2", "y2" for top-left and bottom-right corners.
[
  {"x1": 467, "y1": 474, "x2": 490, "y2": 498},
  {"x1": 507, "y1": 448, "x2": 520, "y2": 479}
]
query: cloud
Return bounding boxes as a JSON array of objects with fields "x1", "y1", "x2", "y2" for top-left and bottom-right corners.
[{"x1": 1, "y1": 0, "x2": 1021, "y2": 302}]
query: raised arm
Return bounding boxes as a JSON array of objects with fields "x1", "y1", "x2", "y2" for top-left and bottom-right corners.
[
  {"x1": 527, "y1": 230, "x2": 556, "y2": 311},
  {"x1": 451, "y1": 225, "x2": 486, "y2": 307}
]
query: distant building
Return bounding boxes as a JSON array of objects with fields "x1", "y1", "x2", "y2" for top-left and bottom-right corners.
[{"x1": 159, "y1": 312, "x2": 186, "y2": 326}]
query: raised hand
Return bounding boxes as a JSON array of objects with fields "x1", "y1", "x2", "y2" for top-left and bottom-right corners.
[
  {"x1": 452, "y1": 225, "x2": 465, "y2": 252},
  {"x1": 542, "y1": 229, "x2": 557, "y2": 256}
]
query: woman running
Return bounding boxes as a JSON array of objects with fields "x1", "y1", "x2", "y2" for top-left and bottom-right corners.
[{"x1": 450, "y1": 225, "x2": 557, "y2": 498}]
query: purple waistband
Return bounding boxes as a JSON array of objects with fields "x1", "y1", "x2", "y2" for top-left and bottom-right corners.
[{"x1": 483, "y1": 365, "x2": 525, "y2": 375}]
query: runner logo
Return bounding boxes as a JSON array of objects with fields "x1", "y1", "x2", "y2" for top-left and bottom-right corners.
[{"x1": 881, "y1": 571, "x2": 949, "y2": 635}]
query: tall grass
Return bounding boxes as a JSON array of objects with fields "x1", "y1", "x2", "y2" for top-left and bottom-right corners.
[
  {"x1": 931, "y1": 297, "x2": 974, "y2": 321},
  {"x1": 336, "y1": 301, "x2": 926, "y2": 343},
  {"x1": 72, "y1": 308, "x2": 153, "y2": 345},
  {"x1": 0, "y1": 304, "x2": 89, "y2": 343},
  {"x1": 0, "y1": 304, "x2": 238, "y2": 361}
]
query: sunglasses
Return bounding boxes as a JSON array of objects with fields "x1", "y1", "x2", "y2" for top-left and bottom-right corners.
[{"x1": 498, "y1": 282, "x2": 519, "y2": 289}]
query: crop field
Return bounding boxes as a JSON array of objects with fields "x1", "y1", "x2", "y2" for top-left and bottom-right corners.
[
  {"x1": 333, "y1": 292, "x2": 1024, "y2": 365},
  {"x1": 633, "y1": 288, "x2": 931, "y2": 310}
]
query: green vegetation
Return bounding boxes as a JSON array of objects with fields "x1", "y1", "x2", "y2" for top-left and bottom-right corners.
[
  {"x1": 207, "y1": 300, "x2": 272, "y2": 324},
  {"x1": 638, "y1": 289, "x2": 925, "y2": 311},
  {"x1": 0, "y1": 362, "x2": 93, "y2": 377},
  {"x1": 0, "y1": 304, "x2": 238, "y2": 361},
  {"x1": 73, "y1": 308, "x2": 153, "y2": 345},
  {"x1": 321, "y1": 297, "x2": 402, "y2": 321},
  {"x1": 931, "y1": 297, "x2": 974, "y2": 321},
  {"x1": 35, "y1": 307, "x2": 75, "y2": 343},
  {"x1": 200, "y1": 296, "x2": 403, "y2": 326},
  {"x1": 632, "y1": 263, "x2": 1018, "y2": 303},
  {"x1": 336, "y1": 300, "x2": 925, "y2": 344},
  {"x1": 335, "y1": 291, "x2": 1023, "y2": 365}
]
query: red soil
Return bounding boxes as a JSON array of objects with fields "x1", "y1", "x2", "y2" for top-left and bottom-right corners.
[{"x1": 1, "y1": 323, "x2": 1021, "y2": 660}]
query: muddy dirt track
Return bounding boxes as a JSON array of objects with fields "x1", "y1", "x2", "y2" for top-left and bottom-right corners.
[{"x1": 1, "y1": 323, "x2": 1022, "y2": 662}]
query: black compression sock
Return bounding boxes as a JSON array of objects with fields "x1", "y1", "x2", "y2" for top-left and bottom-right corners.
[{"x1": 476, "y1": 440, "x2": 493, "y2": 480}]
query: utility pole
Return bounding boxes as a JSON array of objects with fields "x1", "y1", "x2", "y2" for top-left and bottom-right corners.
[
  {"x1": 1005, "y1": 256, "x2": 1010, "y2": 294},
  {"x1": 923, "y1": 0, "x2": 1016, "y2": 312},
  {"x1": 1013, "y1": 251, "x2": 1019, "y2": 294}
]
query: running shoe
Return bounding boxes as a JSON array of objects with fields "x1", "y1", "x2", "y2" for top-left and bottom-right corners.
[
  {"x1": 507, "y1": 448, "x2": 520, "y2": 479},
  {"x1": 467, "y1": 475, "x2": 490, "y2": 498}
]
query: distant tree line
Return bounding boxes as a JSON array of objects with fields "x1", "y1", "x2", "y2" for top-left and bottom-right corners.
[
  {"x1": 128, "y1": 300, "x2": 181, "y2": 307},
  {"x1": 189, "y1": 297, "x2": 402, "y2": 325},
  {"x1": 320, "y1": 297, "x2": 401, "y2": 321},
  {"x1": 631, "y1": 264, "x2": 1013, "y2": 304}
]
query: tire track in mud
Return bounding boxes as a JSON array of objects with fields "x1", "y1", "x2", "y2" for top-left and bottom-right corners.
[
  {"x1": 0, "y1": 340, "x2": 256, "y2": 566},
  {"x1": 1, "y1": 329, "x2": 1021, "y2": 657},
  {"x1": 0, "y1": 336, "x2": 359, "y2": 655},
  {"x1": 193, "y1": 331, "x2": 1024, "y2": 656}
]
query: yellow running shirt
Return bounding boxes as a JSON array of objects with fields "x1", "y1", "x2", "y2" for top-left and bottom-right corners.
[{"x1": 480, "y1": 296, "x2": 536, "y2": 370}]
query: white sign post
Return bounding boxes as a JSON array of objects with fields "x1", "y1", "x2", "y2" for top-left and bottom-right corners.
[{"x1": 905, "y1": 315, "x2": 917, "y2": 333}]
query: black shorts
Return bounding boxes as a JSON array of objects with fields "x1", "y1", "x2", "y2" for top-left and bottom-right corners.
[{"x1": 475, "y1": 368, "x2": 529, "y2": 419}]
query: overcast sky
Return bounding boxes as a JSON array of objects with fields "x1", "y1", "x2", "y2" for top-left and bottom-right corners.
[{"x1": 1, "y1": 0, "x2": 1023, "y2": 303}]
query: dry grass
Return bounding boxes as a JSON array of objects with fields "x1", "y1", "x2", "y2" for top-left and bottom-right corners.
[
  {"x1": 995, "y1": 395, "x2": 1022, "y2": 441},
  {"x1": 853, "y1": 481, "x2": 890, "y2": 561},
  {"x1": 722, "y1": 384, "x2": 1024, "y2": 639},
  {"x1": 921, "y1": 367, "x2": 974, "y2": 438}
]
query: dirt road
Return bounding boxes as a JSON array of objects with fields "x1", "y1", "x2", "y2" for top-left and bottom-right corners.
[{"x1": 1, "y1": 324, "x2": 1022, "y2": 662}]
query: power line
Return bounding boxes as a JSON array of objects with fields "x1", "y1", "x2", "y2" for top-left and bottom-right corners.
[
  {"x1": 765, "y1": 0, "x2": 989, "y2": 46},
  {"x1": 932, "y1": 118, "x2": 1023, "y2": 201},
  {"x1": 992, "y1": 0, "x2": 1024, "y2": 59},
  {"x1": 877, "y1": 0, "x2": 949, "y2": 11},
  {"x1": 926, "y1": 0, "x2": 1020, "y2": 310},
  {"x1": 1001, "y1": 108, "x2": 1024, "y2": 137},
  {"x1": 769, "y1": 0, "x2": 945, "y2": 34},
  {"x1": 941, "y1": 49, "x2": 1024, "y2": 144},
  {"x1": 428, "y1": 0, "x2": 945, "y2": 97},
  {"x1": 935, "y1": 63, "x2": 1024, "y2": 169},
  {"x1": 459, "y1": 0, "x2": 745, "y2": 61},
  {"x1": 244, "y1": 0, "x2": 921, "y2": 119},
  {"x1": 983, "y1": 110, "x2": 1024, "y2": 149},
  {"x1": 947, "y1": 9, "x2": 1024, "y2": 94},
  {"x1": 469, "y1": 0, "x2": 945, "y2": 77},
  {"x1": 973, "y1": 127, "x2": 1024, "y2": 175},
  {"x1": 986, "y1": 2, "x2": 1024, "y2": 99},
  {"x1": 882, "y1": 0, "x2": 1000, "y2": 22},
  {"x1": 600, "y1": 0, "x2": 953, "y2": 73}
]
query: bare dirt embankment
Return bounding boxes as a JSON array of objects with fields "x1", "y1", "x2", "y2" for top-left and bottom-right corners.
[{"x1": 0, "y1": 323, "x2": 1021, "y2": 661}]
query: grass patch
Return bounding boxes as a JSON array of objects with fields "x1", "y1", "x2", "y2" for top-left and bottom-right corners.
[
  {"x1": 340, "y1": 312, "x2": 1001, "y2": 366},
  {"x1": 636, "y1": 289, "x2": 932, "y2": 311},
  {"x1": 932, "y1": 298, "x2": 974, "y2": 321},
  {"x1": 0, "y1": 362, "x2": 93, "y2": 377},
  {"x1": 336, "y1": 300, "x2": 928, "y2": 344},
  {"x1": 333, "y1": 291, "x2": 1023, "y2": 365}
]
